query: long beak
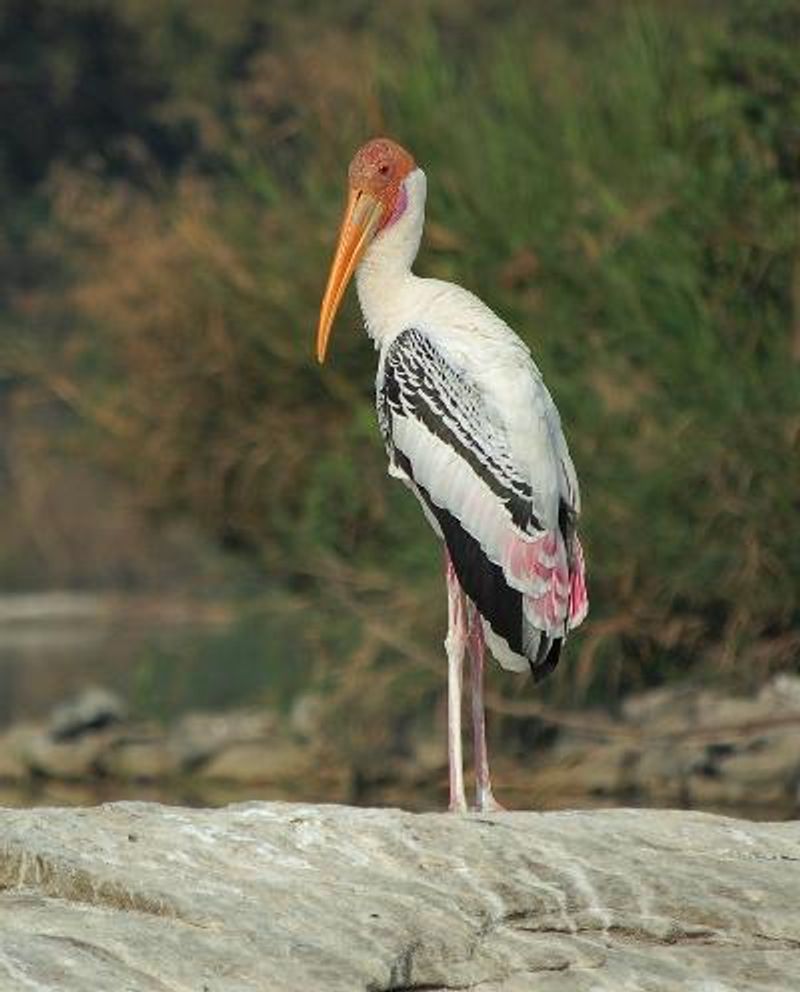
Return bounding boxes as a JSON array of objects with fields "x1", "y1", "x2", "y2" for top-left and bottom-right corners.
[{"x1": 316, "y1": 189, "x2": 383, "y2": 363}]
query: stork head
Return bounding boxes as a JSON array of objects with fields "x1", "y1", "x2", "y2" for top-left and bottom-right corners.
[{"x1": 316, "y1": 137, "x2": 416, "y2": 363}]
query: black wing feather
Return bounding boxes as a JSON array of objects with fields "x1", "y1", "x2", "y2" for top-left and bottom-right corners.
[{"x1": 379, "y1": 328, "x2": 562, "y2": 679}]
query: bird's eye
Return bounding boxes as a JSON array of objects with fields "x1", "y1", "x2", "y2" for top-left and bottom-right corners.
[{"x1": 378, "y1": 164, "x2": 390, "y2": 176}]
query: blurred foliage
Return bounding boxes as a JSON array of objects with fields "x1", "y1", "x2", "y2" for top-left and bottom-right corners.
[{"x1": 1, "y1": 0, "x2": 799, "y2": 756}]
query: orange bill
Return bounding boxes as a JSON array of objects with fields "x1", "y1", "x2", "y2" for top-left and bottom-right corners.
[{"x1": 316, "y1": 189, "x2": 384, "y2": 363}]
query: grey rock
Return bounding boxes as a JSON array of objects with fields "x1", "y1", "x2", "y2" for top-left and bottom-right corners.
[
  {"x1": 20, "y1": 726, "x2": 117, "y2": 780},
  {"x1": 536, "y1": 675, "x2": 800, "y2": 815},
  {"x1": 197, "y1": 739, "x2": 309, "y2": 784},
  {"x1": 0, "y1": 802, "x2": 798, "y2": 991},
  {"x1": 103, "y1": 735, "x2": 182, "y2": 782},
  {"x1": 0, "y1": 725, "x2": 35, "y2": 782},
  {"x1": 170, "y1": 709, "x2": 277, "y2": 769},
  {"x1": 288, "y1": 692, "x2": 324, "y2": 739},
  {"x1": 49, "y1": 686, "x2": 126, "y2": 741}
]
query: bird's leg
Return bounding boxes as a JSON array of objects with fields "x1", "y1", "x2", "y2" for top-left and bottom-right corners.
[
  {"x1": 467, "y1": 603, "x2": 505, "y2": 812},
  {"x1": 444, "y1": 553, "x2": 468, "y2": 812}
]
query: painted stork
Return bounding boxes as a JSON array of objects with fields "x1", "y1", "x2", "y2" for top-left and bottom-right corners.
[{"x1": 316, "y1": 137, "x2": 588, "y2": 812}]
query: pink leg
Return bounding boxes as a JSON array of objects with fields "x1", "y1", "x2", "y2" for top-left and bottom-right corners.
[
  {"x1": 445, "y1": 554, "x2": 467, "y2": 812},
  {"x1": 467, "y1": 603, "x2": 505, "y2": 812}
]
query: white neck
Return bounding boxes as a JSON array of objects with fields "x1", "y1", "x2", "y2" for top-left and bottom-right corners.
[{"x1": 355, "y1": 168, "x2": 426, "y2": 346}]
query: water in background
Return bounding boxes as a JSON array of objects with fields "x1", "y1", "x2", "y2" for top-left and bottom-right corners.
[
  {"x1": 0, "y1": 592, "x2": 309, "y2": 727},
  {"x1": 1, "y1": 593, "x2": 797, "y2": 821}
]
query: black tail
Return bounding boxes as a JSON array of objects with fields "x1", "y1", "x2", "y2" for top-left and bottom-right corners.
[
  {"x1": 416, "y1": 481, "x2": 564, "y2": 682},
  {"x1": 531, "y1": 637, "x2": 562, "y2": 683}
]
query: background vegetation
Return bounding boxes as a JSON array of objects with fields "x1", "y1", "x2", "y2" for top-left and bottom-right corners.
[{"x1": 1, "y1": 0, "x2": 798, "y2": 765}]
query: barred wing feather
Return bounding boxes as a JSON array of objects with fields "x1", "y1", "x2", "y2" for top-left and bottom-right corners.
[{"x1": 378, "y1": 328, "x2": 587, "y2": 677}]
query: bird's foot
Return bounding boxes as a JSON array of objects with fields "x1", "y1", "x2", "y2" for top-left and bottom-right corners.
[
  {"x1": 448, "y1": 796, "x2": 469, "y2": 813},
  {"x1": 473, "y1": 789, "x2": 506, "y2": 813}
]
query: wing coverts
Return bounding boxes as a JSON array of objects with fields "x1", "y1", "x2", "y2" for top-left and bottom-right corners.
[{"x1": 378, "y1": 328, "x2": 587, "y2": 678}]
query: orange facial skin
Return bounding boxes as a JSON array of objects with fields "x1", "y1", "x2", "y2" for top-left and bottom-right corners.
[
  {"x1": 348, "y1": 137, "x2": 416, "y2": 227},
  {"x1": 316, "y1": 137, "x2": 416, "y2": 363}
]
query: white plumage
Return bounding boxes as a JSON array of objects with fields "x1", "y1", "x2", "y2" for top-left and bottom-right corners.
[
  {"x1": 317, "y1": 138, "x2": 587, "y2": 811},
  {"x1": 360, "y1": 170, "x2": 586, "y2": 668}
]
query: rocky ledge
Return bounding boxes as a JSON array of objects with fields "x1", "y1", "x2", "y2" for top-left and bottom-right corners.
[{"x1": 0, "y1": 803, "x2": 798, "y2": 991}]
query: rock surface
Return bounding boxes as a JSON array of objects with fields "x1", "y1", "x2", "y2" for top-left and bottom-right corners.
[{"x1": 0, "y1": 802, "x2": 798, "y2": 991}]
